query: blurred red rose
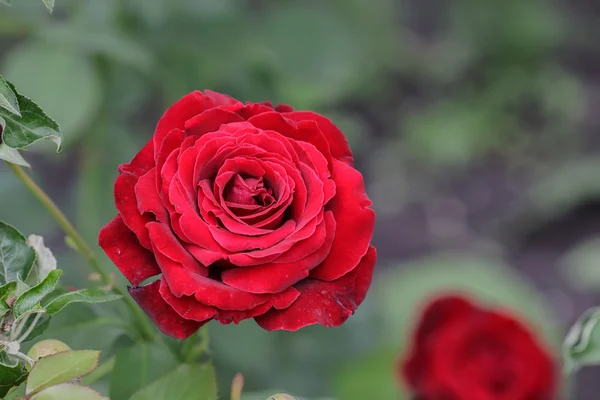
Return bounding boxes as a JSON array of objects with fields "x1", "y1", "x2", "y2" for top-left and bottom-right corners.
[
  {"x1": 99, "y1": 90, "x2": 376, "y2": 339},
  {"x1": 401, "y1": 295, "x2": 556, "y2": 400}
]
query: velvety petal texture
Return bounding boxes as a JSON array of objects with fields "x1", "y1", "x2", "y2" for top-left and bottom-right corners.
[
  {"x1": 99, "y1": 90, "x2": 376, "y2": 338},
  {"x1": 400, "y1": 295, "x2": 557, "y2": 400}
]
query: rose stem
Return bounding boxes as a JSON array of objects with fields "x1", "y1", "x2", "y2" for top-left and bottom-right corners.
[{"x1": 5, "y1": 161, "x2": 156, "y2": 342}]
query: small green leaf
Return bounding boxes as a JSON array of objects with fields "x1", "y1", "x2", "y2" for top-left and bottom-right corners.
[
  {"x1": 43, "y1": 288, "x2": 121, "y2": 315},
  {"x1": 0, "y1": 0, "x2": 12, "y2": 6},
  {"x1": 0, "y1": 221, "x2": 36, "y2": 286},
  {"x1": 0, "y1": 281, "x2": 16, "y2": 317},
  {"x1": 40, "y1": 0, "x2": 55, "y2": 14},
  {"x1": 0, "y1": 82, "x2": 61, "y2": 151},
  {"x1": 30, "y1": 383, "x2": 108, "y2": 400},
  {"x1": 0, "y1": 75, "x2": 20, "y2": 116},
  {"x1": 13, "y1": 270, "x2": 62, "y2": 319},
  {"x1": 0, "y1": 143, "x2": 31, "y2": 167},
  {"x1": 129, "y1": 364, "x2": 217, "y2": 400},
  {"x1": 25, "y1": 235, "x2": 57, "y2": 286},
  {"x1": 0, "y1": 351, "x2": 28, "y2": 397},
  {"x1": 26, "y1": 350, "x2": 100, "y2": 395},
  {"x1": 564, "y1": 307, "x2": 600, "y2": 373}
]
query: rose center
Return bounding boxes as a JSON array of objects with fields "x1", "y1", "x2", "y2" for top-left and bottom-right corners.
[{"x1": 224, "y1": 174, "x2": 275, "y2": 208}]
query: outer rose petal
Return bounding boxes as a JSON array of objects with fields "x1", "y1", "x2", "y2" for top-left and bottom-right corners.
[
  {"x1": 310, "y1": 159, "x2": 375, "y2": 281},
  {"x1": 129, "y1": 279, "x2": 204, "y2": 339},
  {"x1": 98, "y1": 215, "x2": 160, "y2": 286},
  {"x1": 283, "y1": 111, "x2": 354, "y2": 165},
  {"x1": 114, "y1": 172, "x2": 154, "y2": 249},
  {"x1": 402, "y1": 295, "x2": 477, "y2": 389},
  {"x1": 255, "y1": 246, "x2": 376, "y2": 331}
]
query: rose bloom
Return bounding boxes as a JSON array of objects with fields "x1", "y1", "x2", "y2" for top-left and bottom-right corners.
[
  {"x1": 401, "y1": 295, "x2": 556, "y2": 400},
  {"x1": 99, "y1": 90, "x2": 376, "y2": 338}
]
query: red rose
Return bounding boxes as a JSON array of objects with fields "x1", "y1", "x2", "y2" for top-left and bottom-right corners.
[
  {"x1": 401, "y1": 295, "x2": 556, "y2": 400},
  {"x1": 99, "y1": 90, "x2": 376, "y2": 339}
]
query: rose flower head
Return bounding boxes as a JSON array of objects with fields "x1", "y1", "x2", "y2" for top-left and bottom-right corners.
[
  {"x1": 99, "y1": 90, "x2": 376, "y2": 339},
  {"x1": 401, "y1": 294, "x2": 557, "y2": 400}
]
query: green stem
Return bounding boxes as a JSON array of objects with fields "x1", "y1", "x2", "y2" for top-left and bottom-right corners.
[
  {"x1": 183, "y1": 325, "x2": 210, "y2": 364},
  {"x1": 5, "y1": 162, "x2": 156, "y2": 342}
]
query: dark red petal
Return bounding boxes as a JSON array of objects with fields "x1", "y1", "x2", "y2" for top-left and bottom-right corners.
[
  {"x1": 155, "y1": 248, "x2": 270, "y2": 311},
  {"x1": 310, "y1": 159, "x2": 375, "y2": 281},
  {"x1": 401, "y1": 295, "x2": 477, "y2": 390},
  {"x1": 208, "y1": 219, "x2": 296, "y2": 253},
  {"x1": 221, "y1": 212, "x2": 335, "y2": 293},
  {"x1": 248, "y1": 112, "x2": 333, "y2": 170},
  {"x1": 135, "y1": 168, "x2": 168, "y2": 223},
  {"x1": 98, "y1": 215, "x2": 160, "y2": 286},
  {"x1": 155, "y1": 128, "x2": 185, "y2": 194},
  {"x1": 414, "y1": 295, "x2": 477, "y2": 347},
  {"x1": 255, "y1": 246, "x2": 376, "y2": 331},
  {"x1": 216, "y1": 287, "x2": 300, "y2": 324},
  {"x1": 184, "y1": 108, "x2": 245, "y2": 137},
  {"x1": 159, "y1": 278, "x2": 216, "y2": 322},
  {"x1": 153, "y1": 91, "x2": 213, "y2": 158},
  {"x1": 284, "y1": 111, "x2": 354, "y2": 166},
  {"x1": 118, "y1": 139, "x2": 155, "y2": 177},
  {"x1": 129, "y1": 279, "x2": 204, "y2": 339},
  {"x1": 204, "y1": 90, "x2": 242, "y2": 107},
  {"x1": 146, "y1": 222, "x2": 208, "y2": 276},
  {"x1": 114, "y1": 173, "x2": 153, "y2": 249}
]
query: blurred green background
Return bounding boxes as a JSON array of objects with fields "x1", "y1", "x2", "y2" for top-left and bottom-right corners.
[{"x1": 1, "y1": 0, "x2": 599, "y2": 398}]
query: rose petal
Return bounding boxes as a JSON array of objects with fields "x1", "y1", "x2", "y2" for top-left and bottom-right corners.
[
  {"x1": 129, "y1": 279, "x2": 204, "y2": 339},
  {"x1": 98, "y1": 215, "x2": 160, "y2": 286},
  {"x1": 135, "y1": 168, "x2": 168, "y2": 223},
  {"x1": 310, "y1": 159, "x2": 375, "y2": 281},
  {"x1": 159, "y1": 278, "x2": 216, "y2": 321},
  {"x1": 118, "y1": 139, "x2": 155, "y2": 177},
  {"x1": 184, "y1": 108, "x2": 244, "y2": 137},
  {"x1": 255, "y1": 246, "x2": 376, "y2": 330},
  {"x1": 222, "y1": 212, "x2": 335, "y2": 293},
  {"x1": 146, "y1": 222, "x2": 208, "y2": 276},
  {"x1": 284, "y1": 111, "x2": 354, "y2": 166},
  {"x1": 248, "y1": 112, "x2": 333, "y2": 170},
  {"x1": 114, "y1": 172, "x2": 153, "y2": 249},
  {"x1": 216, "y1": 287, "x2": 300, "y2": 324},
  {"x1": 153, "y1": 91, "x2": 213, "y2": 157},
  {"x1": 155, "y1": 249, "x2": 271, "y2": 311}
]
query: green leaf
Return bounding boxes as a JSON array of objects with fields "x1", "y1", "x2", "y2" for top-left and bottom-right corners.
[
  {"x1": 0, "y1": 143, "x2": 31, "y2": 167},
  {"x1": 0, "y1": 281, "x2": 16, "y2": 317},
  {"x1": 26, "y1": 350, "x2": 100, "y2": 395},
  {"x1": 3, "y1": 44, "x2": 100, "y2": 146},
  {"x1": 563, "y1": 307, "x2": 600, "y2": 374},
  {"x1": 0, "y1": 75, "x2": 20, "y2": 116},
  {"x1": 0, "y1": 351, "x2": 28, "y2": 398},
  {"x1": 13, "y1": 269, "x2": 62, "y2": 319},
  {"x1": 40, "y1": 0, "x2": 54, "y2": 14},
  {"x1": 109, "y1": 341, "x2": 179, "y2": 400},
  {"x1": 20, "y1": 313, "x2": 51, "y2": 342},
  {"x1": 129, "y1": 364, "x2": 217, "y2": 400},
  {"x1": 25, "y1": 235, "x2": 57, "y2": 287},
  {"x1": 0, "y1": 221, "x2": 36, "y2": 286},
  {"x1": 30, "y1": 383, "x2": 108, "y2": 400},
  {"x1": 0, "y1": 0, "x2": 12, "y2": 6},
  {"x1": 43, "y1": 288, "x2": 121, "y2": 315},
  {"x1": 0, "y1": 81, "x2": 61, "y2": 151}
]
